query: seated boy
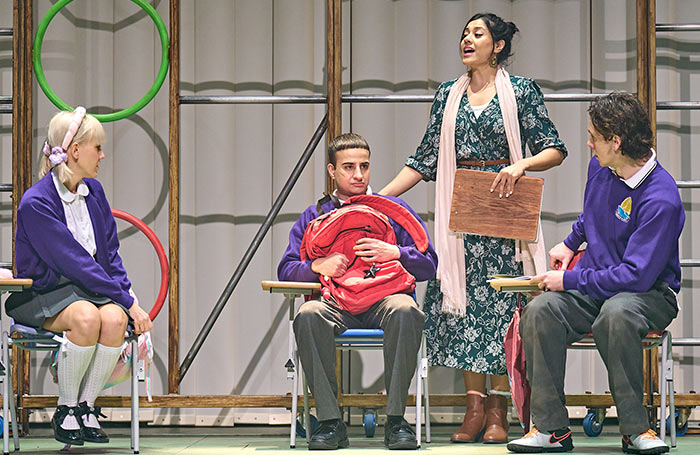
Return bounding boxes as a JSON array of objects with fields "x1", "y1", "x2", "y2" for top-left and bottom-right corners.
[
  {"x1": 278, "y1": 133, "x2": 437, "y2": 450},
  {"x1": 509, "y1": 93, "x2": 684, "y2": 455}
]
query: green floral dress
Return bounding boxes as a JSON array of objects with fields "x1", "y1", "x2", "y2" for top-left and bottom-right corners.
[{"x1": 406, "y1": 75, "x2": 567, "y2": 375}]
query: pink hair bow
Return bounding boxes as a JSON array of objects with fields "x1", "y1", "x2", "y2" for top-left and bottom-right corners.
[{"x1": 42, "y1": 141, "x2": 67, "y2": 165}]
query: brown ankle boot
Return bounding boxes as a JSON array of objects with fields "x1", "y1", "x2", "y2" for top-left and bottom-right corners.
[
  {"x1": 451, "y1": 394, "x2": 486, "y2": 443},
  {"x1": 482, "y1": 394, "x2": 509, "y2": 443}
]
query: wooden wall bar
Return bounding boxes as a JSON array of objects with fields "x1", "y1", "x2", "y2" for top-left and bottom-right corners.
[
  {"x1": 15, "y1": 393, "x2": 700, "y2": 410},
  {"x1": 326, "y1": 0, "x2": 341, "y2": 194},
  {"x1": 636, "y1": 0, "x2": 657, "y2": 143},
  {"x1": 12, "y1": 0, "x2": 34, "y2": 433},
  {"x1": 168, "y1": 0, "x2": 181, "y2": 394},
  {"x1": 636, "y1": 0, "x2": 659, "y2": 409}
]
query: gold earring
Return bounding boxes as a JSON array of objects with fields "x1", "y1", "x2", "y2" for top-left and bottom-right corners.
[{"x1": 489, "y1": 55, "x2": 498, "y2": 68}]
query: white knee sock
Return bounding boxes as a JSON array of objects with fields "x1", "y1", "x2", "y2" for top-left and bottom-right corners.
[
  {"x1": 78, "y1": 343, "x2": 122, "y2": 428},
  {"x1": 57, "y1": 339, "x2": 97, "y2": 430}
]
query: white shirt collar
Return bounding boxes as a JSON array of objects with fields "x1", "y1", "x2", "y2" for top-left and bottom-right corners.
[
  {"x1": 334, "y1": 185, "x2": 373, "y2": 205},
  {"x1": 611, "y1": 148, "x2": 657, "y2": 189},
  {"x1": 51, "y1": 170, "x2": 89, "y2": 202}
]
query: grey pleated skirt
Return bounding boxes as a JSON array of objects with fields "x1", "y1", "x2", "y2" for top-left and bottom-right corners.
[{"x1": 5, "y1": 282, "x2": 120, "y2": 329}]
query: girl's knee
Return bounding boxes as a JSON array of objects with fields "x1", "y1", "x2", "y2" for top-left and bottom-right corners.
[
  {"x1": 70, "y1": 302, "x2": 101, "y2": 338},
  {"x1": 99, "y1": 305, "x2": 128, "y2": 338}
]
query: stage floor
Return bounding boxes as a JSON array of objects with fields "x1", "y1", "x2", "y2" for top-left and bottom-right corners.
[{"x1": 9, "y1": 424, "x2": 700, "y2": 454}]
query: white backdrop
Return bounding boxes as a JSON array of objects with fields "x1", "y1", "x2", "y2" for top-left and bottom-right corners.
[{"x1": 0, "y1": 0, "x2": 697, "y2": 426}]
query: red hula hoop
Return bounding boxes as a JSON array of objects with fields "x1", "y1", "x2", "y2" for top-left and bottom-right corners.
[{"x1": 111, "y1": 208, "x2": 168, "y2": 321}]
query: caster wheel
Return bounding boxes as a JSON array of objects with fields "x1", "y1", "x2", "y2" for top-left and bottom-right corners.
[
  {"x1": 363, "y1": 411, "x2": 376, "y2": 438},
  {"x1": 666, "y1": 411, "x2": 688, "y2": 437},
  {"x1": 295, "y1": 414, "x2": 319, "y2": 438},
  {"x1": 583, "y1": 412, "x2": 603, "y2": 437}
]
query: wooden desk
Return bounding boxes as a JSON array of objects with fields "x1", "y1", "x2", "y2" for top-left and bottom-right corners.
[
  {"x1": 261, "y1": 280, "x2": 320, "y2": 296},
  {"x1": 0, "y1": 279, "x2": 32, "y2": 292}
]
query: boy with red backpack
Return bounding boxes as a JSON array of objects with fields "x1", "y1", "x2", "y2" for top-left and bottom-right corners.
[{"x1": 278, "y1": 133, "x2": 437, "y2": 450}]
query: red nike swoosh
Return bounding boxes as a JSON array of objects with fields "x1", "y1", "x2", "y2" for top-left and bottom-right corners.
[{"x1": 549, "y1": 431, "x2": 571, "y2": 444}]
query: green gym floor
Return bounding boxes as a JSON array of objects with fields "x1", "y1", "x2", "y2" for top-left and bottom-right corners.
[{"x1": 8, "y1": 424, "x2": 700, "y2": 455}]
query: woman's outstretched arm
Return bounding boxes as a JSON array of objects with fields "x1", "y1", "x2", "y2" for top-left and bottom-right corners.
[{"x1": 379, "y1": 166, "x2": 424, "y2": 197}]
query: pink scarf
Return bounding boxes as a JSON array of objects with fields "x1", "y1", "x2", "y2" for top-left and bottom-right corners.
[{"x1": 436, "y1": 66, "x2": 546, "y2": 316}]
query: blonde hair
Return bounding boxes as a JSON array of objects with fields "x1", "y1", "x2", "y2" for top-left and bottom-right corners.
[{"x1": 38, "y1": 110, "x2": 105, "y2": 185}]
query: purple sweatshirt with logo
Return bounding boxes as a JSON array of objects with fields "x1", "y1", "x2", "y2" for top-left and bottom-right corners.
[
  {"x1": 278, "y1": 194, "x2": 437, "y2": 283},
  {"x1": 562, "y1": 156, "x2": 684, "y2": 300}
]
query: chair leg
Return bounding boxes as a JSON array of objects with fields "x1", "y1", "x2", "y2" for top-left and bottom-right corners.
[
  {"x1": 131, "y1": 338, "x2": 140, "y2": 454},
  {"x1": 288, "y1": 296, "x2": 299, "y2": 448},
  {"x1": 2, "y1": 334, "x2": 10, "y2": 455},
  {"x1": 658, "y1": 331, "x2": 677, "y2": 448},
  {"x1": 422, "y1": 334, "x2": 431, "y2": 444},
  {"x1": 290, "y1": 348, "x2": 299, "y2": 448},
  {"x1": 666, "y1": 332, "x2": 676, "y2": 448},
  {"x1": 659, "y1": 335, "x2": 667, "y2": 443},
  {"x1": 8, "y1": 375, "x2": 18, "y2": 453},
  {"x1": 3, "y1": 336, "x2": 19, "y2": 453},
  {"x1": 415, "y1": 347, "x2": 421, "y2": 448},
  {"x1": 303, "y1": 369, "x2": 311, "y2": 444}
]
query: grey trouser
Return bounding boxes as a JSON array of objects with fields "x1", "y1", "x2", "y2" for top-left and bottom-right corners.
[
  {"x1": 293, "y1": 294, "x2": 425, "y2": 421},
  {"x1": 520, "y1": 283, "x2": 678, "y2": 435}
]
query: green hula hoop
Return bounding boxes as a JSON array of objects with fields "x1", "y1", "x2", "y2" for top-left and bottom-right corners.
[{"x1": 33, "y1": 0, "x2": 170, "y2": 123}]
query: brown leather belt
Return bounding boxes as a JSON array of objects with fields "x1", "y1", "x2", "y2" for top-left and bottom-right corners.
[{"x1": 457, "y1": 158, "x2": 510, "y2": 167}]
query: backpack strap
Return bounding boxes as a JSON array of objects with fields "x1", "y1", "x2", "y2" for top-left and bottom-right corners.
[
  {"x1": 315, "y1": 192, "x2": 341, "y2": 217},
  {"x1": 346, "y1": 194, "x2": 429, "y2": 253}
]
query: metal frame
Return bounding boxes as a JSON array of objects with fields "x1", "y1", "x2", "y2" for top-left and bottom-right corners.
[
  {"x1": 179, "y1": 93, "x2": 613, "y2": 105},
  {"x1": 7, "y1": 0, "x2": 699, "y2": 416},
  {"x1": 173, "y1": 0, "x2": 700, "y2": 391}
]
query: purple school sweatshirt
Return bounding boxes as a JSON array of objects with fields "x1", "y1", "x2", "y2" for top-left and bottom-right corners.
[
  {"x1": 14, "y1": 172, "x2": 135, "y2": 308},
  {"x1": 563, "y1": 156, "x2": 684, "y2": 300}
]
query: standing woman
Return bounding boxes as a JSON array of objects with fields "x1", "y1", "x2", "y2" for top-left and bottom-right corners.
[
  {"x1": 6, "y1": 108, "x2": 152, "y2": 446},
  {"x1": 380, "y1": 13, "x2": 567, "y2": 443}
]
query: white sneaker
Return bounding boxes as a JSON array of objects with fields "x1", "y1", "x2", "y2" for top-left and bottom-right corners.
[
  {"x1": 507, "y1": 426, "x2": 574, "y2": 453},
  {"x1": 622, "y1": 429, "x2": 669, "y2": 454}
]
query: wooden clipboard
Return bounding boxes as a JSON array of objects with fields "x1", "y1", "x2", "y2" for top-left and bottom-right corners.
[{"x1": 449, "y1": 169, "x2": 544, "y2": 242}]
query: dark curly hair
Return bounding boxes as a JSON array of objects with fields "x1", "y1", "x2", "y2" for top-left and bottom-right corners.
[
  {"x1": 588, "y1": 92, "x2": 654, "y2": 161},
  {"x1": 462, "y1": 13, "x2": 519, "y2": 65},
  {"x1": 328, "y1": 133, "x2": 370, "y2": 166}
]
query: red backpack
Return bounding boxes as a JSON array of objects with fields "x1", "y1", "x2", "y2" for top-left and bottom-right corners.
[{"x1": 300, "y1": 194, "x2": 429, "y2": 314}]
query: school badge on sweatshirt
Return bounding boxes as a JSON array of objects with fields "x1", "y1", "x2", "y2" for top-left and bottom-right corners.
[{"x1": 616, "y1": 197, "x2": 632, "y2": 223}]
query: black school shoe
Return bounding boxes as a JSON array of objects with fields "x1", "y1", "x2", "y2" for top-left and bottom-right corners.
[
  {"x1": 309, "y1": 418, "x2": 349, "y2": 450},
  {"x1": 78, "y1": 401, "x2": 110, "y2": 443},
  {"x1": 384, "y1": 416, "x2": 417, "y2": 450},
  {"x1": 51, "y1": 405, "x2": 84, "y2": 446}
]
